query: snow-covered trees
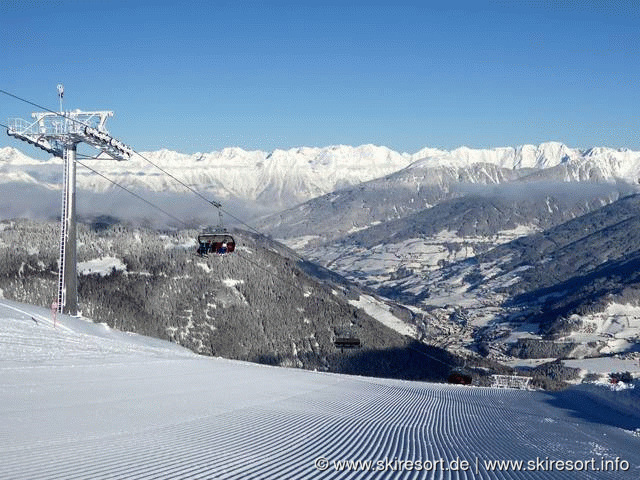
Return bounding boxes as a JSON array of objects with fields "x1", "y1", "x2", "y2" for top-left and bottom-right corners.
[{"x1": 0, "y1": 219, "x2": 457, "y2": 382}]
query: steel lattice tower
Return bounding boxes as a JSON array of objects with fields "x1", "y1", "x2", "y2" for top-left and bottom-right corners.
[{"x1": 6, "y1": 86, "x2": 132, "y2": 315}]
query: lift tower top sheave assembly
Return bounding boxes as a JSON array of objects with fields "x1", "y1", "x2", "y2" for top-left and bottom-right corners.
[{"x1": 6, "y1": 85, "x2": 133, "y2": 315}]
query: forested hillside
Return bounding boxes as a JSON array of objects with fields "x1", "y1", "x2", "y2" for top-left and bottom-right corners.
[{"x1": 0, "y1": 219, "x2": 481, "y2": 382}]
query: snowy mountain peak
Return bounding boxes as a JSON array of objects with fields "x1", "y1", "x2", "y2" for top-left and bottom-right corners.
[
  {"x1": 404, "y1": 142, "x2": 640, "y2": 178},
  {"x1": 0, "y1": 146, "x2": 43, "y2": 166},
  {"x1": 3, "y1": 142, "x2": 640, "y2": 212}
]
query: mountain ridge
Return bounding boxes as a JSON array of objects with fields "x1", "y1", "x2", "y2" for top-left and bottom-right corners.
[{"x1": 3, "y1": 142, "x2": 640, "y2": 213}]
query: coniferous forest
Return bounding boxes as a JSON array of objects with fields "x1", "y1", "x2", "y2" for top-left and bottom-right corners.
[{"x1": 0, "y1": 219, "x2": 482, "y2": 382}]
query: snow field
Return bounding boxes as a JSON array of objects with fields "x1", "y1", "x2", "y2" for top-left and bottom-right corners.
[
  {"x1": 1, "y1": 299, "x2": 639, "y2": 479},
  {"x1": 566, "y1": 303, "x2": 640, "y2": 355},
  {"x1": 77, "y1": 256, "x2": 127, "y2": 276},
  {"x1": 348, "y1": 294, "x2": 416, "y2": 338}
]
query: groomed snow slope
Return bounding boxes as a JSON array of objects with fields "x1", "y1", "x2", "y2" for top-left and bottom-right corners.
[{"x1": 1, "y1": 299, "x2": 638, "y2": 479}]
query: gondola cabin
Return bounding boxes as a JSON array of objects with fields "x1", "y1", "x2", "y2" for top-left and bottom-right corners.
[{"x1": 197, "y1": 232, "x2": 236, "y2": 256}]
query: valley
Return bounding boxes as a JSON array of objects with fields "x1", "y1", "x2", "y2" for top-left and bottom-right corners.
[{"x1": 2, "y1": 141, "x2": 640, "y2": 386}]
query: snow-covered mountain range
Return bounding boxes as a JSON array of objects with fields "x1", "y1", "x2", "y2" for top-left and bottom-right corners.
[
  {"x1": 3, "y1": 140, "x2": 640, "y2": 370},
  {"x1": 3, "y1": 142, "x2": 640, "y2": 214},
  {"x1": 0, "y1": 144, "x2": 412, "y2": 209},
  {"x1": 245, "y1": 144, "x2": 640, "y2": 366}
]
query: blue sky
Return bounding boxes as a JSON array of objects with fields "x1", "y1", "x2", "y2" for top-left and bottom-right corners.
[{"x1": 1, "y1": 0, "x2": 638, "y2": 154}]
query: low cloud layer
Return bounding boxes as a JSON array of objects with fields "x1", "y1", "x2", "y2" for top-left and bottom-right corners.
[
  {"x1": 452, "y1": 179, "x2": 638, "y2": 203},
  {"x1": 0, "y1": 183, "x2": 271, "y2": 230}
]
